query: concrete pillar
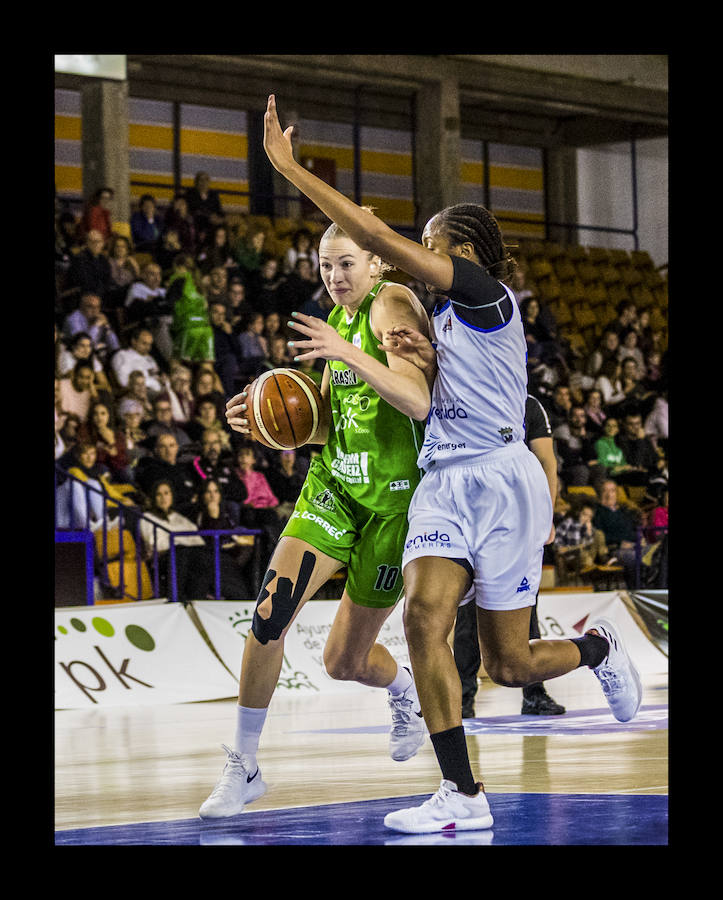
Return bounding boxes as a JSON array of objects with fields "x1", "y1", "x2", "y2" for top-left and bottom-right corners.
[
  {"x1": 414, "y1": 76, "x2": 462, "y2": 233},
  {"x1": 80, "y1": 79, "x2": 130, "y2": 225},
  {"x1": 544, "y1": 146, "x2": 579, "y2": 244}
]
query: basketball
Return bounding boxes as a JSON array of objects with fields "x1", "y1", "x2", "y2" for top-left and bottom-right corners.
[{"x1": 245, "y1": 368, "x2": 323, "y2": 450}]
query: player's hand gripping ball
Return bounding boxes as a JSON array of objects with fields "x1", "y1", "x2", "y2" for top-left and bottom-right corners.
[{"x1": 244, "y1": 368, "x2": 323, "y2": 450}]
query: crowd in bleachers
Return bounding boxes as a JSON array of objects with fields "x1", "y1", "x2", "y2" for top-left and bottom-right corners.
[
  {"x1": 54, "y1": 176, "x2": 668, "y2": 599},
  {"x1": 512, "y1": 239, "x2": 669, "y2": 589}
]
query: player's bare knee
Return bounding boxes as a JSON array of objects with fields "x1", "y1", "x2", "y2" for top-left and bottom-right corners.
[
  {"x1": 402, "y1": 599, "x2": 441, "y2": 650},
  {"x1": 483, "y1": 655, "x2": 530, "y2": 688},
  {"x1": 323, "y1": 647, "x2": 362, "y2": 682}
]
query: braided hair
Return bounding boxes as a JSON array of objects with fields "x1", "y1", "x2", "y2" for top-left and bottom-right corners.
[{"x1": 426, "y1": 204, "x2": 516, "y2": 282}]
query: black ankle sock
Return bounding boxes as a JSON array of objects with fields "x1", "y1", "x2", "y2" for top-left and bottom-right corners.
[
  {"x1": 522, "y1": 682, "x2": 545, "y2": 700},
  {"x1": 430, "y1": 726, "x2": 477, "y2": 795},
  {"x1": 570, "y1": 633, "x2": 609, "y2": 669}
]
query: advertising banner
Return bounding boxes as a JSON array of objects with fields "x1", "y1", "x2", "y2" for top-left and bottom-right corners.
[
  {"x1": 191, "y1": 598, "x2": 410, "y2": 695},
  {"x1": 54, "y1": 601, "x2": 238, "y2": 709},
  {"x1": 55, "y1": 591, "x2": 667, "y2": 710},
  {"x1": 535, "y1": 591, "x2": 668, "y2": 674},
  {"x1": 628, "y1": 591, "x2": 668, "y2": 657}
]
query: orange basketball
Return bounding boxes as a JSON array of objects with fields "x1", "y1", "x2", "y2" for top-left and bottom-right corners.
[{"x1": 245, "y1": 368, "x2": 324, "y2": 450}]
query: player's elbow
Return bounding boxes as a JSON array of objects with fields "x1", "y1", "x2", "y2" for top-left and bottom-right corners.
[
  {"x1": 403, "y1": 390, "x2": 430, "y2": 422},
  {"x1": 410, "y1": 398, "x2": 431, "y2": 422}
]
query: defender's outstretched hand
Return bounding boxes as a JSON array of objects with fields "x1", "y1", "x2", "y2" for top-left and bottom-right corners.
[
  {"x1": 263, "y1": 94, "x2": 296, "y2": 176},
  {"x1": 379, "y1": 325, "x2": 436, "y2": 374}
]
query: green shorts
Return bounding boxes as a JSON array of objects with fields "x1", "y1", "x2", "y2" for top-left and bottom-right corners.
[{"x1": 280, "y1": 459, "x2": 409, "y2": 608}]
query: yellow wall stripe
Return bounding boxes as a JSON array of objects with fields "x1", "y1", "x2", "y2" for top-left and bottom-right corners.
[
  {"x1": 360, "y1": 149, "x2": 413, "y2": 177},
  {"x1": 55, "y1": 115, "x2": 82, "y2": 141},
  {"x1": 55, "y1": 165, "x2": 83, "y2": 193},
  {"x1": 490, "y1": 165, "x2": 544, "y2": 192},
  {"x1": 129, "y1": 123, "x2": 174, "y2": 151},
  {"x1": 298, "y1": 144, "x2": 354, "y2": 170},
  {"x1": 361, "y1": 196, "x2": 415, "y2": 223},
  {"x1": 180, "y1": 129, "x2": 247, "y2": 159}
]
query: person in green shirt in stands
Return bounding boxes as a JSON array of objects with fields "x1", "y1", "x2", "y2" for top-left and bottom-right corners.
[{"x1": 594, "y1": 418, "x2": 633, "y2": 479}]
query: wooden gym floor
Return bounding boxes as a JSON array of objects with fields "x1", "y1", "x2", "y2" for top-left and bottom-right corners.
[{"x1": 54, "y1": 664, "x2": 668, "y2": 846}]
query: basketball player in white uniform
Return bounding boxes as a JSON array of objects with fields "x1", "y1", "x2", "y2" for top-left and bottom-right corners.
[{"x1": 262, "y1": 93, "x2": 643, "y2": 834}]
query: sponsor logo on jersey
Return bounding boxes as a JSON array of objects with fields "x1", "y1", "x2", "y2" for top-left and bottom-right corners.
[
  {"x1": 498, "y1": 426, "x2": 514, "y2": 444},
  {"x1": 422, "y1": 431, "x2": 467, "y2": 460},
  {"x1": 389, "y1": 480, "x2": 410, "y2": 491},
  {"x1": 331, "y1": 368, "x2": 359, "y2": 386},
  {"x1": 516, "y1": 577, "x2": 531, "y2": 592},
  {"x1": 405, "y1": 529, "x2": 452, "y2": 551},
  {"x1": 336, "y1": 393, "x2": 371, "y2": 434},
  {"x1": 430, "y1": 401, "x2": 469, "y2": 421},
  {"x1": 312, "y1": 489, "x2": 336, "y2": 512},
  {"x1": 290, "y1": 509, "x2": 347, "y2": 540},
  {"x1": 330, "y1": 447, "x2": 370, "y2": 484}
]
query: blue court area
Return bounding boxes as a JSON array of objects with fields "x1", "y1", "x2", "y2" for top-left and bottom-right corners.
[{"x1": 55, "y1": 790, "x2": 667, "y2": 846}]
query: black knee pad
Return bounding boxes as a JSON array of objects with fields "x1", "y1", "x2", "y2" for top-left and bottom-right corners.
[{"x1": 251, "y1": 551, "x2": 316, "y2": 645}]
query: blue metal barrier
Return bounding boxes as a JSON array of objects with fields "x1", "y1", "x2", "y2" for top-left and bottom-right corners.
[{"x1": 55, "y1": 464, "x2": 262, "y2": 603}]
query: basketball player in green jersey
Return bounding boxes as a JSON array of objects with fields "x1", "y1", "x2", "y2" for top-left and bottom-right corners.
[{"x1": 199, "y1": 217, "x2": 432, "y2": 820}]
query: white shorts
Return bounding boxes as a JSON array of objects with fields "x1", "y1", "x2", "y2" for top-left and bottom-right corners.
[{"x1": 402, "y1": 442, "x2": 552, "y2": 611}]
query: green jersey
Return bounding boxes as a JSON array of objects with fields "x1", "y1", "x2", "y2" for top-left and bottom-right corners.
[{"x1": 320, "y1": 280, "x2": 425, "y2": 514}]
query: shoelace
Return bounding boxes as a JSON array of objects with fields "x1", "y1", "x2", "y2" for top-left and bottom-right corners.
[
  {"x1": 423, "y1": 783, "x2": 455, "y2": 809},
  {"x1": 389, "y1": 696, "x2": 416, "y2": 733},
  {"x1": 207, "y1": 744, "x2": 250, "y2": 798},
  {"x1": 596, "y1": 664, "x2": 627, "y2": 694}
]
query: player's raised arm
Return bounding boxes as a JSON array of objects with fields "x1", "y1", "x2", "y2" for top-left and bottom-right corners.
[{"x1": 263, "y1": 94, "x2": 454, "y2": 293}]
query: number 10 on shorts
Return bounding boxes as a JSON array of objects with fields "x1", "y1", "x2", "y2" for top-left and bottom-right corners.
[{"x1": 374, "y1": 564, "x2": 400, "y2": 591}]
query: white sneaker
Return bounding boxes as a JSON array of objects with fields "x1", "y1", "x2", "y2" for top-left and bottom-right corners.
[
  {"x1": 588, "y1": 617, "x2": 643, "y2": 722},
  {"x1": 198, "y1": 744, "x2": 267, "y2": 819},
  {"x1": 388, "y1": 673, "x2": 426, "y2": 761},
  {"x1": 384, "y1": 779, "x2": 494, "y2": 834}
]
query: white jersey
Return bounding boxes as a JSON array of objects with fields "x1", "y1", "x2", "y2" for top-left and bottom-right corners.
[{"x1": 419, "y1": 257, "x2": 528, "y2": 469}]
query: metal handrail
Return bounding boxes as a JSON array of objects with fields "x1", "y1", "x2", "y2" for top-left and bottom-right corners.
[{"x1": 54, "y1": 464, "x2": 262, "y2": 602}]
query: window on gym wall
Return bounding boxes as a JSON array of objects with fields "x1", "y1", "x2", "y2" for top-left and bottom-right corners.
[
  {"x1": 358, "y1": 125, "x2": 415, "y2": 234},
  {"x1": 178, "y1": 104, "x2": 249, "y2": 215},
  {"x1": 460, "y1": 138, "x2": 546, "y2": 241}
]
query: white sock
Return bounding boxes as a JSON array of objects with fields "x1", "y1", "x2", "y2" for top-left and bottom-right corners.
[
  {"x1": 386, "y1": 663, "x2": 414, "y2": 697},
  {"x1": 235, "y1": 705, "x2": 268, "y2": 760}
]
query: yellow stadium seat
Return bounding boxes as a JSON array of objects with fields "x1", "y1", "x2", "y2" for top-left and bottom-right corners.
[
  {"x1": 565, "y1": 244, "x2": 589, "y2": 262},
  {"x1": 133, "y1": 252, "x2": 154, "y2": 269},
  {"x1": 630, "y1": 249, "x2": 655, "y2": 270},
  {"x1": 554, "y1": 257, "x2": 578, "y2": 282},
  {"x1": 567, "y1": 485, "x2": 598, "y2": 499},
  {"x1": 586, "y1": 282, "x2": 609, "y2": 306},
  {"x1": 609, "y1": 248, "x2": 632, "y2": 266},
  {"x1": 529, "y1": 258, "x2": 554, "y2": 279},
  {"x1": 537, "y1": 275, "x2": 561, "y2": 302},
  {"x1": 95, "y1": 525, "x2": 135, "y2": 562},
  {"x1": 559, "y1": 279, "x2": 585, "y2": 305},
  {"x1": 606, "y1": 283, "x2": 632, "y2": 306},
  {"x1": 576, "y1": 261, "x2": 599, "y2": 284},
  {"x1": 587, "y1": 247, "x2": 611, "y2": 264},
  {"x1": 519, "y1": 240, "x2": 547, "y2": 259},
  {"x1": 598, "y1": 264, "x2": 622, "y2": 286},
  {"x1": 105, "y1": 558, "x2": 154, "y2": 601},
  {"x1": 631, "y1": 284, "x2": 655, "y2": 309},
  {"x1": 542, "y1": 241, "x2": 566, "y2": 260},
  {"x1": 619, "y1": 266, "x2": 643, "y2": 287}
]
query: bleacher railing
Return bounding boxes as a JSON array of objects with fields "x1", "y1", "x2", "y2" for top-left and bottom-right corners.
[{"x1": 54, "y1": 465, "x2": 262, "y2": 604}]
